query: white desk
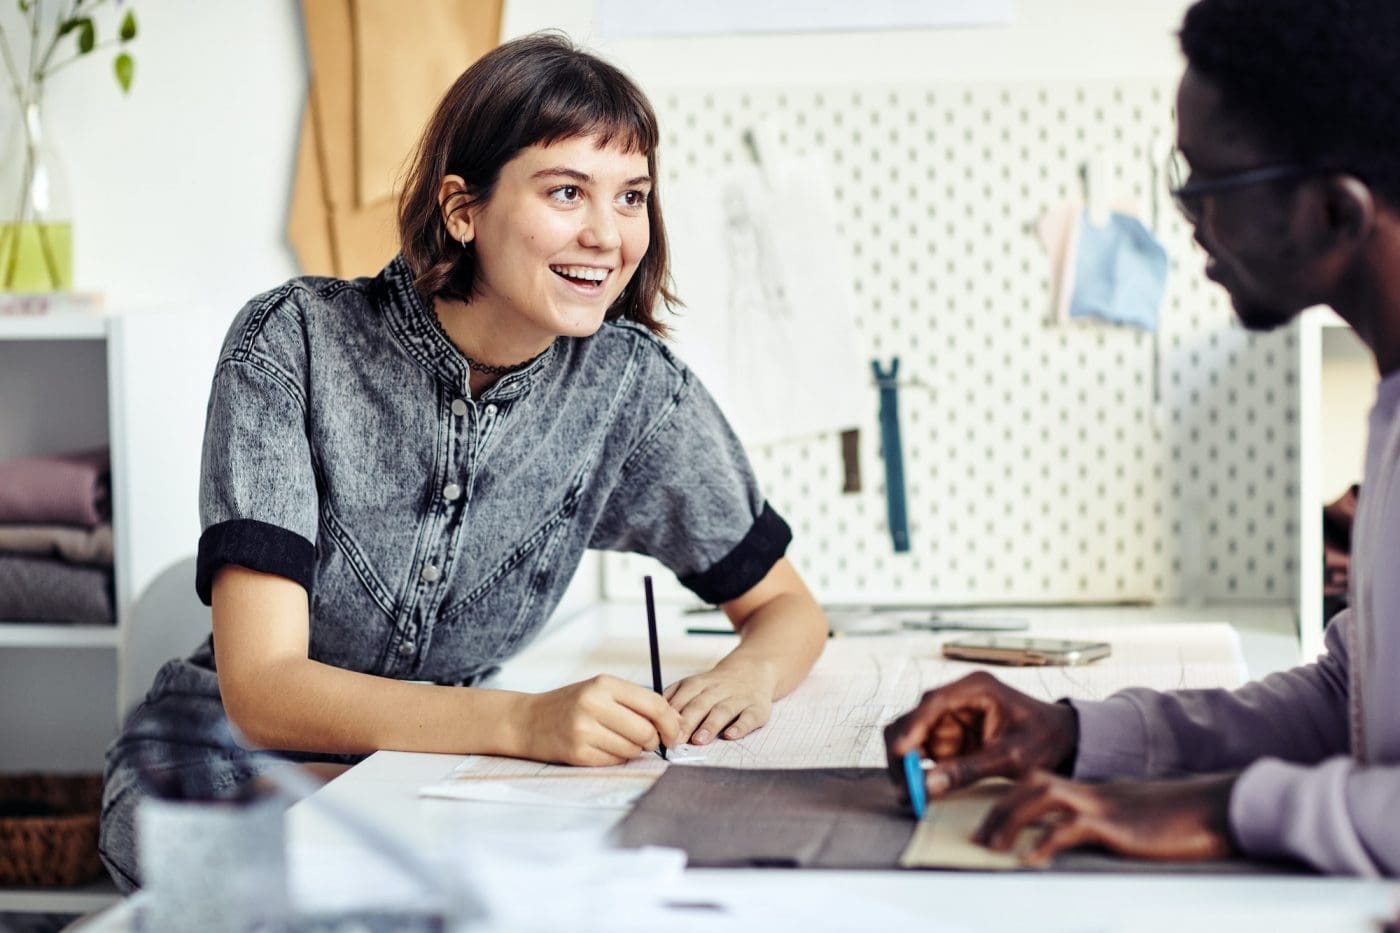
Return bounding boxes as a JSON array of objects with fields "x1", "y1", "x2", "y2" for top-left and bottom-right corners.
[
  {"x1": 81, "y1": 602, "x2": 1399, "y2": 932},
  {"x1": 283, "y1": 602, "x2": 1395, "y2": 933}
]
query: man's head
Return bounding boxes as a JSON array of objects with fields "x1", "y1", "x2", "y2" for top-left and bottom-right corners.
[{"x1": 1174, "y1": 0, "x2": 1400, "y2": 331}]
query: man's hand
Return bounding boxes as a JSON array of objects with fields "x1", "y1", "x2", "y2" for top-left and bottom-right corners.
[
  {"x1": 664, "y1": 660, "x2": 778, "y2": 745},
  {"x1": 884, "y1": 672, "x2": 1078, "y2": 795},
  {"x1": 974, "y1": 771, "x2": 1239, "y2": 865}
]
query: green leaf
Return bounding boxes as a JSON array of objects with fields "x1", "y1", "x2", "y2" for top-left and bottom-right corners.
[
  {"x1": 56, "y1": 17, "x2": 82, "y2": 37},
  {"x1": 119, "y1": 10, "x2": 137, "y2": 42},
  {"x1": 19, "y1": 0, "x2": 32, "y2": 14},
  {"x1": 77, "y1": 18, "x2": 95, "y2": 54},
  {"x1": 114, "y1": 52, "x2": 133, "y2": 92}
]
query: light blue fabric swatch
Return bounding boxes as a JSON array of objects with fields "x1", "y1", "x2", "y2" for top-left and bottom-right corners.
[{"x1": 1069, "y1": 210, "x2": 1169, "y2": 331}]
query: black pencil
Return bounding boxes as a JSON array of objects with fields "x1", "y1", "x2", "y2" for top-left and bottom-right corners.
[{"x1": 643, "y1": 575, "x2": 667, "y2": 760}]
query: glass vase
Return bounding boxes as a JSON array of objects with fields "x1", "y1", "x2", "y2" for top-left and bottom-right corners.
[{"x1": 0, "y1": 96, "x2": 73, "y2": 292}]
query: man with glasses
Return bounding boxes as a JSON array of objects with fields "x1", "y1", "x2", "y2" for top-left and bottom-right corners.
[{"x1": 885, "y1": 0, "x2": 1400, "y2": 875}]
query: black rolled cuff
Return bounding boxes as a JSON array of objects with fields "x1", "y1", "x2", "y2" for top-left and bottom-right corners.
[
  {"x1": 196, "y1": 519, "x2": 316, "y2": 605},
  {"x1": 679, "y1": 502, "x2": 792, "y2": 605}
]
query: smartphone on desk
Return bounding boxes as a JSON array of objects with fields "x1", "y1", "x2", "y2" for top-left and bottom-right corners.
[{"x1": 941, "y1": 635, "x2": 1111, "y2": 666}]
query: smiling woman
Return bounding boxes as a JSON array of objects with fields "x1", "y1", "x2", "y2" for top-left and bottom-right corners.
[{"x1": 95, "y1": 32, "x2": 829, "y2": 893}]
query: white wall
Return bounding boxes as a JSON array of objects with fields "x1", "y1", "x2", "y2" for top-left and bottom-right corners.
[
  {"x1": 1, "y1": 0, "x2": 305, "y2": 317},
  {"x1": 2, "y1": 1, "x2": 1197, "y2": 318},
  {"x1": 504, "y1": 0, "x2": 1195, "y2": 86}
]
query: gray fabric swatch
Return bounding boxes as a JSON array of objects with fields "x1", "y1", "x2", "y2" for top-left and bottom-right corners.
[
  {"x1": 612, "y1": 766, "x2": 915, "y2": 869},
  {"x1": 0, "y1": 553, "x2": 114, "y2": 625},
  {"x1": 613, "y1": 765, "x2": 1312, "y2": 875}
]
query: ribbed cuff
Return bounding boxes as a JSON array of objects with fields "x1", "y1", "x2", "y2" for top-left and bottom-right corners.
[
  {"x1": 680, "y1": 502, "x2": 792, "y2": 605},
  {"x1": 196, "y1": 519, "x2": 315, "y2": 605},
  {"x1": 1067, "y1": 695, "x2": 1152, "y2": 780}
]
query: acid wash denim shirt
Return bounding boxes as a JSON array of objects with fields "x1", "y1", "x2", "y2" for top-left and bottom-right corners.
[{"x1": 98, "y1": 254, "x2": 791, "y2": 892}]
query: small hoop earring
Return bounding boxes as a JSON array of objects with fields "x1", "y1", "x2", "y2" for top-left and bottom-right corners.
[{"x1": 460, "y1": 231, "x2": 469, "y2": 249}]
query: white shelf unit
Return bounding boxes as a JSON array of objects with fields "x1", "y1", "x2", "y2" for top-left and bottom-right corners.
[
  {"x1": 0, "y1": 308, "x2": 216, "y2": 916},
  {"x1": 1296, "y1": 308, "x2": 1373, "y2": 664}
]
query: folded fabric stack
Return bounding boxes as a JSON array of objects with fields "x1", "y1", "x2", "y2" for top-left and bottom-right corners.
[{"x1": 0, "y1": 448, "x2": 115, "y2": 626}]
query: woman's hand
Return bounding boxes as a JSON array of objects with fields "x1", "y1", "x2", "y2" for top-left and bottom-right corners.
[
  {"x1": 974, "y1": 771, "x2": 1239, "y2": 865},
  {"x1": 664, "y1": 660, "x2": 778, "y2": 745},
  {"x1": 884, "y1": 672, "x2": 1078, "y2": 795},
  {"x1": 515, "y1": 675, "x2": 681, "y2": 766}
]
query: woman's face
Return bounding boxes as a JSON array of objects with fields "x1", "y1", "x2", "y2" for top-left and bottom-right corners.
[{"x1": 463, "y1": 133, "x2": 652, "y2": 345}]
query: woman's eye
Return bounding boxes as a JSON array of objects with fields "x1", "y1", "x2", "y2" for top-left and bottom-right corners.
[
  {"x1": 618, "y1": 190, "x2": 649, "y2": 209},
  {"x1": 549, "y1": 186, "x2": 581, "y2": 203}
]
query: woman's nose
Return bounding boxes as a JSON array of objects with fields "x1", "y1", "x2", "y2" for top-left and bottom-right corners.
[{"x1": 579, "y1": 206, "x2": 622, "y2": 250}]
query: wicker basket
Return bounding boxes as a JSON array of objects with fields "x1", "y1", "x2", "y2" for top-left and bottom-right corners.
[{"x1": 0, "y1": 773, "x2": 105, "y2": 887}]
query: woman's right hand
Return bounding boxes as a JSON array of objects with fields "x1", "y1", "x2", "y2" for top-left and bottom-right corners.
[
  {"x1": 883, "y1": 672, "x2": 1079, "y2": 796},
  {"x1": 515, "y1": 675, "x2": 682, "y2": 766}
]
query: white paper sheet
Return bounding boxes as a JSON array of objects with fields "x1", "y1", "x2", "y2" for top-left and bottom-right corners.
[
  {"x1": 664, "y1": 142, "x2": 866, "y2": 447},
  {"x1": 421, "y1": 622, "x2": 1247, "y2": 799}
]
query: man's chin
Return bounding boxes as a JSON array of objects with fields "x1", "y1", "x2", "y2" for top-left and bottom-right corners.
[{"x1": 1229, "y1": 295, "x2": 1298, "y2": 333}]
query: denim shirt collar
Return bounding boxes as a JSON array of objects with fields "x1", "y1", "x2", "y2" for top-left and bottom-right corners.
[{"x1": 378, "y1": 253, "x2": 556, "y2": 402}]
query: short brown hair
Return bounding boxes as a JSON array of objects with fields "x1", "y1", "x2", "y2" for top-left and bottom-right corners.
[{"x1": 398, "y1": 32, "x2": 676, "y2": 335}]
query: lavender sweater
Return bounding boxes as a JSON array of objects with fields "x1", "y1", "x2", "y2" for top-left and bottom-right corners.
[{"x1": 1070, "y1": 370, "x2": 1400, "y2": 877}]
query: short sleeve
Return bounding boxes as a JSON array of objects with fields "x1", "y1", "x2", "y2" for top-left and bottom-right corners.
[
  {"x1": 195, "y1": 300, "x2": 320, "y2": 605},
  {"x1": 589, "y1": 366, "x2": 791, "y2": 605}
]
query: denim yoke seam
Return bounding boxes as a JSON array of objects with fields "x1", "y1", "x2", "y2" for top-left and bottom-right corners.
[
  {"x1": 437, "y1": 338, "x2": 647, "y2": 632},
  {"x1": 619, "y1": 365, "x2": 691, "y2": 477}
]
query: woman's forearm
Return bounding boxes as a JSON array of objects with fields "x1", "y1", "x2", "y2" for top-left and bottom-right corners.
[
  {"x1": 222, "y1": 654, "x2": 532, "y2": 757},
  {"x1": 715, "y1": 589, "x2": 827, "y2": 698}
]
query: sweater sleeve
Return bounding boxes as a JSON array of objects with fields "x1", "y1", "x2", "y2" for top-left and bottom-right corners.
[
  {"x1": 1231, "y1": 755, "x2": 1400, "y2": 876},
  {"x1": 1070, "y1": 609, "x2": 1353, "y2": 779}
]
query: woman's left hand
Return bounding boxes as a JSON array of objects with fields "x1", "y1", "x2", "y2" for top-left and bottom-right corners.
[
  {"x1": 974, "y1": 770, "x2": 1239, "y2": 865},
  {"x1": 664, "y1": 661, "x2": 778, "y2": 745}
]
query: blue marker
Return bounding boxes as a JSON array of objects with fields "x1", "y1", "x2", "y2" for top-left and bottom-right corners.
[{"x1": 903, "y1": 750, "x2": 927, "y2": 819}]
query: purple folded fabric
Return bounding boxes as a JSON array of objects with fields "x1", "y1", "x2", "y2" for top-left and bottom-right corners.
[
  {"x1": 0, "y1": 447, "x2": 110, "y2": 527},
  {"x1": 0, "y1": 522, "x2": 114, "y2": 566},
  {"x1": 0, "y1": 552, "x2": 114, "y2": 625}
]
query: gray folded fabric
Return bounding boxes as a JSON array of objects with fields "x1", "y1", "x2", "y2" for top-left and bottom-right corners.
[
  {"x1": 0, "y1": 522, "x2": 114, "y2": 566},
  {"x1": 613, "y1": 765, "x2": 1311, "y2": 875},
  {"x1": 0, "y1": 553, "x2": 114, "y2": 625},
  {"x1": 612, "y1": 766, "x2": 915, "y2": 869}
]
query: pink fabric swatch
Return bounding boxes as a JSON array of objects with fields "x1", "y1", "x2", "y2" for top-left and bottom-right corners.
[{"x1": 0, "y1": 447, "x2": 111, "y2": 527}]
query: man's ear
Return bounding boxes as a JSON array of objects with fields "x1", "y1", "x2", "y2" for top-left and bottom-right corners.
[
  {"x1": 1319, "y1": 174, "x2": 1375, "y2": 248},
  {"x1": 438, "y1": 175, "x2": 475, "y2": 245}
]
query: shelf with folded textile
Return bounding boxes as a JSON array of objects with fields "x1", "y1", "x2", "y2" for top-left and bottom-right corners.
[
  {"x1": 1295, "y1": 307, "x2": 1371, "y2": 664},
  {"x1": 0, "y1": 311, "x2": 214, "y2": 771},
  {"x1": 0, "y1": 309, "x2": 214, "y2": 912},
  {"x1": 0, "y1": 449, "x2": 119, "y2": 643}
]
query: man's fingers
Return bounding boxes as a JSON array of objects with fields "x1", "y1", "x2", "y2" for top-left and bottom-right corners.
[
  {"x1": 925, "y1": 744, "x2": 1018, "y2": 797},
  {"x1": 884, "y1": 674, "x2": 1007, "y2": 778},
  {"x1": 976, "y1": 774, "x2": 1089, "y2": 850},
  {"x1": 1021, "y1": 818, "x2": 1096, "y2": 867}
]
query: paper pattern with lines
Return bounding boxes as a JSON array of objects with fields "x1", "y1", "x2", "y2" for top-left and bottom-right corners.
[{"x1": 419, "y1": 621, "x2": 1247, "y2": 803}]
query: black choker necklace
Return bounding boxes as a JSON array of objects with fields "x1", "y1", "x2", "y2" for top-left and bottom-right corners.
[{"x1": 464, "y1": 352, "x2": 540, "y2": 376}]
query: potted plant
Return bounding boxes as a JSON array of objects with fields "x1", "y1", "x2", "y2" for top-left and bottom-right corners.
[{"x1": 0, "y1": 0, "x2": 138, "y2": 292}]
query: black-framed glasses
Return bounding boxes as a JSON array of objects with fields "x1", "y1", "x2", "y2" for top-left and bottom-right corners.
[{"x1": 1166, "y1": 147, "x2": 1322, "y2": 222}]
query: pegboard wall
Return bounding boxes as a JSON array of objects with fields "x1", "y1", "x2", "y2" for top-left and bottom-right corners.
[{"x1": 603, "y1": 79, "x2": 1298, "y2": 607}]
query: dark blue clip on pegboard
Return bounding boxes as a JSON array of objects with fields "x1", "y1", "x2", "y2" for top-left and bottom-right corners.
[{"x1": 871, "y1": 358, "x2": 910, "y2": 553}]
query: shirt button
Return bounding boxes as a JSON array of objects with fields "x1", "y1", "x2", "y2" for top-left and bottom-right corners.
[
  {"x1": 451, "y1": 399, "x2": 468, "y2": 417},
  {"x1": 399, "y1": 642, "x2": 415, "y2": 656},
  {"x1": 485, "y1": 404, "x2": 498, "y2": 416},
  {"x1": 420, "y1": 564, "x2": 441, "y2": 583},
  {"x1": 443, "y1": 483, "x2": 462, "y2": 501}
]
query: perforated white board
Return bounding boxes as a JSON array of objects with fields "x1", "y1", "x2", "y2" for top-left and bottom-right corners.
[{"x1": 603, "y1": 80, "x2": 1297, "y2": 607}]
